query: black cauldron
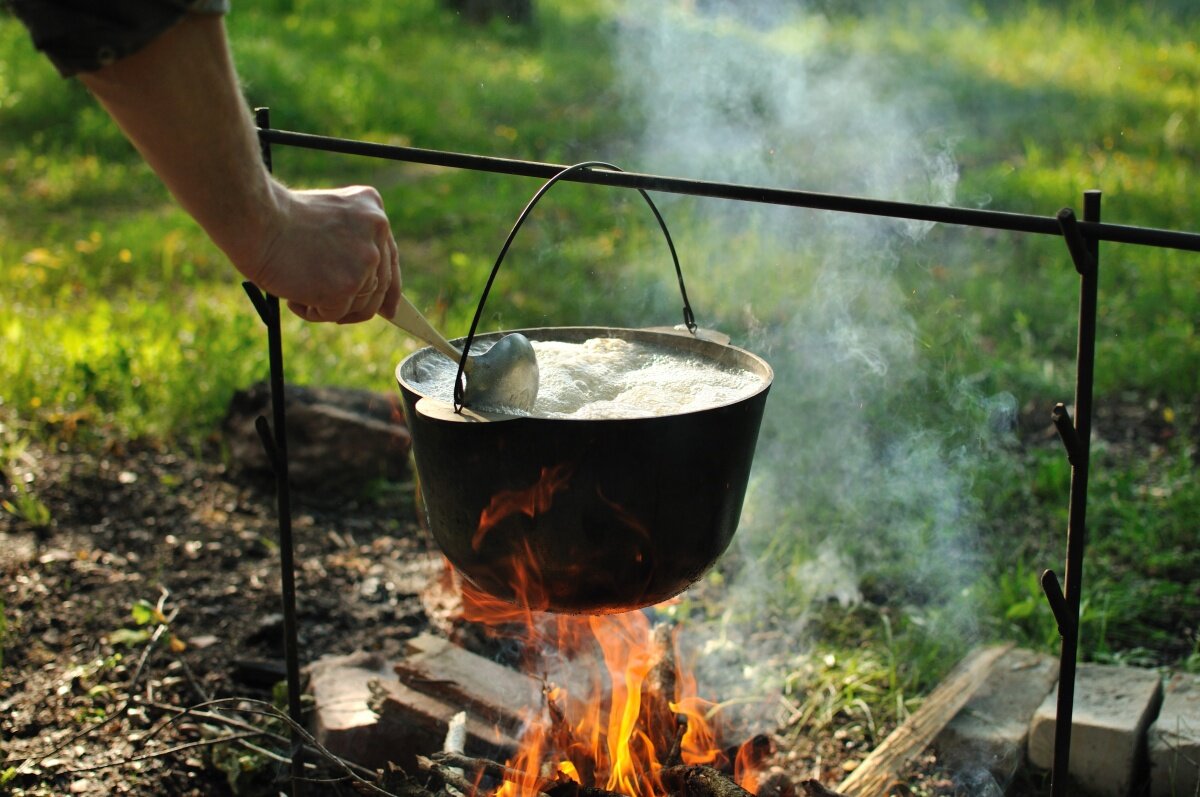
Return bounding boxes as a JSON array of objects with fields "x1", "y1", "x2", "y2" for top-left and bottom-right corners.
[{"x1": 396, "y1": 325, "x2": 771, "y2": 614}]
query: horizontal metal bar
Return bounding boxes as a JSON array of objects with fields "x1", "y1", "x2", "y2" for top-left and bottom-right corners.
[{"x1": 259, "y1": 128, "x2": 1200, "y2": 254}]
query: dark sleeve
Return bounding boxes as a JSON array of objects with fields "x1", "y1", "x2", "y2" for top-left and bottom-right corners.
[{"x1": 7, "y1": 0, "x2": 230, "y2": 77}]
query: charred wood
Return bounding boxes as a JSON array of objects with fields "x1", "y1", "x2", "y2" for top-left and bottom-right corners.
[
  {"x1": 755, "y1": 768, "x2": 797, "y2": 797},
  {"x1": 660, "y1": 765, "x2": 754, "y2": 797},
  {"x1": 641, "y1": 624, "x2": 682, "y2": 766},
  {"x1": 418, "y1": 753, "x2": 495, "y2": 797},
  {"x1": 797, "y1": 781, "x2": 847, "y2": 797},
  {"x1": 430, "y1": 751, "x2": 557, "y2": 794},
  {"x1": 542, "y1": 783, "x2": 628, "y2": 797}
]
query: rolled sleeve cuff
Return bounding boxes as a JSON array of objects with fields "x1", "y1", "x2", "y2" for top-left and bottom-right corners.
[{"x1": 9, "y1": 0, "x2": 231, "y2": 77}]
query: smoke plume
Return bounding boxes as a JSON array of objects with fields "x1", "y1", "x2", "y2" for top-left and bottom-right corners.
[{"x1": 612, "y1": 0, "x2": 1009, "y2": 734}]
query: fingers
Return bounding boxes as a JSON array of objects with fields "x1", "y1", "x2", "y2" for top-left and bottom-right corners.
[
  {"x1": 262, "y1": 185, "x2": 400, "y2": 325},
  {"x1": 377, "y1": 233, "x2": 402, "y2": 320},
  {"x1": 338, "y1": 228, "x2": 395, "y2": 324}
]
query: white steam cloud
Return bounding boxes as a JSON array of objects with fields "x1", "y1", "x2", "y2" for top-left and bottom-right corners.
[{"x1": 612, "y1": 0, "x2": 1009, "y2": 739}]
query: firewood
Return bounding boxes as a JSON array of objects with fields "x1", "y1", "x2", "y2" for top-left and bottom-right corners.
[
  {"x1": 368, "y1": 676, "x2": 518, "y2": 772},
  {"x1": 756, "y1": 768, "x2": 797, "y2": 797},
  {"x1": 417, "y1": 753, "x2": 489, "y2": 797},
  {"x1": 797, "y1": 780, "x2": 846, "y2": 797},
  {"x1": 543, "y1": 783, "x2": 628, "y2": 797},
  {"x1": 836, "y1": 644, "x2": 1013, "y2": 796},
  {"x1": 660, "y1": 764, "x2": 754, "y2": 797},
  {"x1": 395, "y1": 633, "x2": 543, "y2": 735},
  {"x1": 641, "y1": 624, "x2": 682, "y2": 765},
  {"x1": 644, "y1": 624, "x2": 678, "y2": 702},
  {"x1": 430, "y1": 751, "x2": 556, "y2": 793}
]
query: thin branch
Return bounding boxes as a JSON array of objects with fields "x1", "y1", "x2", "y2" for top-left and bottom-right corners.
[
  {"x1": 136, "y1": 698, "x2": 380, "y2": 782},
  {"x1": 62, "y1": 731, "x2": 265, "y2": 775},
  {"x1": 419, "y1": 754, "x2": 483, "y2": 796},
  {"x1": 431, "y1": 751, "x2": 546, "y2": 790}
]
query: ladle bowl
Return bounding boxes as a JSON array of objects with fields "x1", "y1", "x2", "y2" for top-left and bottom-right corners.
[{"x1": 385, "y1": 294, "x2": 539, "y2": 412}]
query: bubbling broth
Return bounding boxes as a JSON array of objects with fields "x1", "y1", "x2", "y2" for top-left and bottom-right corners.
[{"x1": 408, "y1": 336, "x2": 764, "y2": 419}]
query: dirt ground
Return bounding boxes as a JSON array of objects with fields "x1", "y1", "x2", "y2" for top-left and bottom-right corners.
[{"x1": 0, "y1": 434, "x2": 447, "y2": 795}]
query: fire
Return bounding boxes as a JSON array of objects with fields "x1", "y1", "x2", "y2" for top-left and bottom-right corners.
[{"x1": 459, "y1": 575, "x2": 766, "y2": 797}]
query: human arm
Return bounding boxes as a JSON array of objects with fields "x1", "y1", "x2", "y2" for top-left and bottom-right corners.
[{"x1": 65, "y1": 11, "x2": 400, "y2": 323}]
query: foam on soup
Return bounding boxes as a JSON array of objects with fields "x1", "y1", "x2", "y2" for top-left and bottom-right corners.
[{"x1": 408, "y1": 336, "x2": 763, "y2": 418}]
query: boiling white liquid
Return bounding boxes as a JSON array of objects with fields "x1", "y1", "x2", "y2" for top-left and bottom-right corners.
[{"x1": 408, "y1": 337, "x2": 763, "y2": 419}]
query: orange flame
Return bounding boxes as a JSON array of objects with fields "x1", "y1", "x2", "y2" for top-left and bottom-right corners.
[{"x1": 459, "y1": 492, "x2": 765, "y2": 797}]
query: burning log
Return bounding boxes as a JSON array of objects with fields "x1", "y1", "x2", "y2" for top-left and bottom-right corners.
[
  {"x1": 431, "y1": 751, "x2": 555, "y2": 793},
  {"x1": 423, "y1": 751, "x2": 627, "y2": 797},
  {"x1": 641, "y1": 623, "x2": 684, "y2": 767},
  {"x1": 542, "y1": 783, "x2": 629, "y2": 797},
  {"x1": 660, "y1": 765, "x2": 754, "y2": 797}
]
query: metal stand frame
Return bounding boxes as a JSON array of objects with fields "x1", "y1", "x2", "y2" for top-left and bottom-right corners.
[{"x1": 243, "y1": 114, "x2": 1200, "y2": 795}]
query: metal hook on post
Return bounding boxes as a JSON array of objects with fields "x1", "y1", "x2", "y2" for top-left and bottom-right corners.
[
  {"x1": 1051, "y1": 402, "x2": 1081, "y2": 466},
  {"x1": 1057, "y1": 206, "x2": 1095, "y2": 276},
  {"x1": 1040, "y1": 569, "x2": 1074, "y2": 638}
]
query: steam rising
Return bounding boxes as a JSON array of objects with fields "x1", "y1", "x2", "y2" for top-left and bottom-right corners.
[{"x1": 612, "y1": 0, "x2": 1007, "y2": 740}]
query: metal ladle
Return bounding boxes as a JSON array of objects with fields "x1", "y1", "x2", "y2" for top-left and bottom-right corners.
[{"x1": 386, "y1": 294, "x2": 539, "y2": 412}]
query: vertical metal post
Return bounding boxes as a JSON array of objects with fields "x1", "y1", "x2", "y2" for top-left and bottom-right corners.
[
  {"x1": 250, "y1": 106, "x2": 306, "y2": 794},
  {"x1": 1045, "y1": 190, "x2": 1101, "y2": 796}
]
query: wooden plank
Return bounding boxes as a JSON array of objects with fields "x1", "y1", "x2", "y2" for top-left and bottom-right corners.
[
  {"x1": 837, "y1": 643, "x2": 1014, "y2": 796},
  {"x1": 395, "y1": 633, "x2": 544, "y2": 735},
  {"x1": 371, "y1": 676, "x2": 518, "y2": 771}
]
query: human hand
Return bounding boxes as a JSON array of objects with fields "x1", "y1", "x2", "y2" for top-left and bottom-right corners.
[{"x1": 240, "y1": 183, "x2": 402, "y2": 324}]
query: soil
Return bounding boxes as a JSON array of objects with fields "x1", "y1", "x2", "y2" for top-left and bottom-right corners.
[{"x1": 0, "y1": 437, "x2": 439, "y2": 795}]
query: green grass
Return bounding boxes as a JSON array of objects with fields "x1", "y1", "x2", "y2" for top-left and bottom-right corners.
[{"x1": 2, "y1": 0, "x2": 1198, "y2": 738}]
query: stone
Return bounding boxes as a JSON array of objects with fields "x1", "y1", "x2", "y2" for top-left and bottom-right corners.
[
  {"x1": 223, "y1": 381, "x2": 411, "y2": 493},
  {"x1": 307, "y1": 651, "x2": 397, "y2": 768},
  {"x1": 935, "y1": 647, "x2": 1059, "y2": 786},
  {"x1": 1148, "y1": 672, "x2": 1200, "y2": 797},
  {"x1": 1028, "y1": 663, "x2": 1163, "y2": 796}
]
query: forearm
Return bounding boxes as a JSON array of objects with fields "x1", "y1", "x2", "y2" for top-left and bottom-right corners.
[
  {"x1": 78, "y1": 13, "x2": 280, "y2": 279},
  {"x1": 32, "y1": 6, "x2": 401, "y2": 324}
]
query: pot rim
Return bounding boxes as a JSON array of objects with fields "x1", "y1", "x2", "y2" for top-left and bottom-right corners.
[{"x1": 395, "y1": 325, "x2": 773, "y2": 423}]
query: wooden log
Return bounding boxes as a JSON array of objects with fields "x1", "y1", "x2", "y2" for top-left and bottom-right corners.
[
  {"x1": 660, "y1": 765, "x2": 754, "y2": 797},
  {"x1": 369, "y1": 676, "x2": 518, "y2": 774},
  {"x1": 544, "y1": 783, "x2": 627, "y2": 797},
  {"x1": 642, "y1": 623, "x2": 683, "y2": 766},
  {"x1": 395, "y1": 633, "x2": 544, "y2": 735},
  {"x1": 836, "y1": 644, "x2": 1014, "y2": 796}
]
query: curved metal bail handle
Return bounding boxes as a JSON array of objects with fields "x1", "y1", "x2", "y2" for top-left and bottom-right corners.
[{"x1": 453, "y1": 161, "x2": 697, "y2": 411}]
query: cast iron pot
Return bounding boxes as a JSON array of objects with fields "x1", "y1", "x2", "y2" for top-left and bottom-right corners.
[
  {"x1": 396, "y1": 325, "x2": 772, "y2": 614},
  {"x1": 395, "y1": 162, "x2": 772, "y2": 613}
]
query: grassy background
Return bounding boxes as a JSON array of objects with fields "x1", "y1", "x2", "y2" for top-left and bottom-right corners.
[{"x1": 2, "y1": 0, "x2": 1197, "y2": 742}]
